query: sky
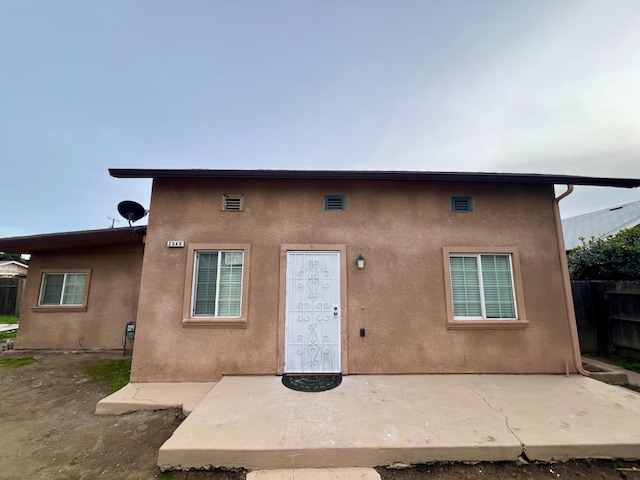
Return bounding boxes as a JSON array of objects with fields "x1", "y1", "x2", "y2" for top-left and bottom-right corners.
[{"x1": 1, "y1": 0, "x2": 639, "y2": 238}]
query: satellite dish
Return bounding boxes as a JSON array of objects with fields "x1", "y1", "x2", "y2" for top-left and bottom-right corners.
[{"x1": 117, "y1": 200, "x2": 147, "y2": 224}]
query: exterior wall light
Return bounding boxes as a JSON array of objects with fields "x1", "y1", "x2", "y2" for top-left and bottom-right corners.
[{"x1": 356, "y1": 254, "x2": 365, "y2": 269}]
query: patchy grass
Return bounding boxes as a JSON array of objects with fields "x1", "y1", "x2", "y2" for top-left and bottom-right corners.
[
  {"x1": 0, "y1": 330, "x2": 17, "y2": 342},
  {"x1": 0, "y1": 357, "x2": 37, "y2": 368},
  {"x1": 0, "y1": 316, "x2": 19, "y2": 324},
  {"x1": 85, "y1": 359, "x2": 131, "y2": 393},
  {"x1": 617, "y1": 361, "x2": 640, "y2": 373}
]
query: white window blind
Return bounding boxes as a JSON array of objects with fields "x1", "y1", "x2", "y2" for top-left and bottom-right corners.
[
  {"x1": 481, "y1": 255, "x2": 516, "y2": 318},
  {"x1": 193, "y1": 251, "x2": 244, "y2": 317},
  {"x1": 450, "y1": 254, "x2": 516, "y2": 319}
]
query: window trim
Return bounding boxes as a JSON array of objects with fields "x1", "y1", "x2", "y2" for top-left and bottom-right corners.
[
  {"x1": 182, "y1": 243, "x2": 250, "y2": 328},
  {"x1": 442, "y1": 247, "x2": 528, "y2": 330},
  {"x1": 32, "y1": 268, "x2": 91, "y2": 312}
]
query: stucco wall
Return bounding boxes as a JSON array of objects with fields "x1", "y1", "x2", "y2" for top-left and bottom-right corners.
[
  {"x1": 15, "y1": 243, "x2": 144, "y2": 350},
  {"x1": 131, "y1": 178, "x2": 575, "y2": 382}
]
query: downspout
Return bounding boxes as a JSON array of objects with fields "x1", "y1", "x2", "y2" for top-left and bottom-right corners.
[{"x1": 553, "y1": 185, "x2": 590, "y2": 376}]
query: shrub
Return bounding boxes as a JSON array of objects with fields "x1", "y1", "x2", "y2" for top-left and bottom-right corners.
[{"x1": 568, "y1": 227, "x2": 640, "y2": 281}]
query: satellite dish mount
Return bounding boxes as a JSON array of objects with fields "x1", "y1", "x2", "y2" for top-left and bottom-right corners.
[{"x1": 117, "y1": 200, "x2": 148, "y2": 229}]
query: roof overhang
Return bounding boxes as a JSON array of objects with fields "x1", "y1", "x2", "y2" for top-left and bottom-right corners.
[
  {"x1": 109, "y1": 169, "x2": 640, "y2": 188},
  {"x1": 0, "y1": 227, "x2": 146, "y2": 254}
]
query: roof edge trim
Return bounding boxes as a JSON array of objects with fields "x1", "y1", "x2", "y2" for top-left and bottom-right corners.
[{"x1": 108, "y1": 169, "x2": 640, "y2": 188}]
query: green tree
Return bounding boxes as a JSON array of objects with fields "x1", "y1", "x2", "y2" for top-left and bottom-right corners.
[
  {"x1": 568, "y1": 227, "x2": 640, "y2": 281},
  {"x1": 0, "y1": 252, "x2": 28, "y2": 264}
]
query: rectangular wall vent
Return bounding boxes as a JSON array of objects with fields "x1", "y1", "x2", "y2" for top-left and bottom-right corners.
[
  {"x1": 324, "y1": 195, "x2": 345, "y2": 211},
  {"x1": 451, "y1": 196, "x2": 472, "y2": 213},
  {"x1": 222, "y1": 194, "x2": 244, "y2": 212}
]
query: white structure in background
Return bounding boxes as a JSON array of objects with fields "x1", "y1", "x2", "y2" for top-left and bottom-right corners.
[
  {"x1": 562, "y1": 199, "x2": 640, "y2": 250},
  {"x1": 0, "y1": 261, "x2": 29, "y2": 278}
]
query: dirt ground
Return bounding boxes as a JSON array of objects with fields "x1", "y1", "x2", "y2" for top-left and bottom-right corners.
[{"x1": 0, "y1": 351, "x2": 638, "y2": 480}]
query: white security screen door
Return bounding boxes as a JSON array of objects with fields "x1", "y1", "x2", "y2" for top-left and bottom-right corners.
[{"x1": 285, "y1": 251, "x2": 341, "y2": 373}]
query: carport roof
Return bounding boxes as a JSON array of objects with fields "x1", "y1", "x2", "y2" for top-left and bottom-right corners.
[
  {"x1": 0, "y1": 226, "x2": 146, "y2": 254},
  {"x1": 109, "y1": 168, "x2": 640, "y2": 188}
]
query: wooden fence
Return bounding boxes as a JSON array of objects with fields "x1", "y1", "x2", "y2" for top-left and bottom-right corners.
[
  {"x1": 0, "y1": 277, "x2": 26, "y2": 317},
  {"x1": 572, "y1": 281, "x2": 640, "y2": 360}
]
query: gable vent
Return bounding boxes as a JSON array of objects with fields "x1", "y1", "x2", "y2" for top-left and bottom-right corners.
[
  {"x1": 324, "y1": 195, "x2": 345, "y2": 211},
  {"x1": 451, "y1": 196, "x2": 472, "y2": 213},
  {"x1": 222, "y1": 194, "x2": 244, "y2": 212}
]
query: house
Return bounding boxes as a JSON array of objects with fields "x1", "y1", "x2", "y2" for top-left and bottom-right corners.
[
  {"x1": 562, "y1": 199, "x2": 640, "y2": 250},
  {"x1": 0, "y1": 260, "x2": 29, "y2": 277},
  {"x1": 0, "y1": 228, "x2": 145, "y2": 350},
  {"x1": 0, "y1": 261, "x2": 28, "y2": 317},
  {"x1": 1, "y1": 170, "x2": 639, "y2": 382}
]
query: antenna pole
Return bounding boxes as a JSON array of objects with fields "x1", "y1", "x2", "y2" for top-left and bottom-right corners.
[{"x1": 107, "y1": 217, "x2": 120, "y2": 228}]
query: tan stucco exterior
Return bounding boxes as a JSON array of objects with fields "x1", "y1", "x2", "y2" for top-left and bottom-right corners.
[
  {"x1": 15, "y1": 242, "x2": 144, "y2": 350},
  {"x1": 130, "y1": 178, "x2": 576, "y2": 382}
]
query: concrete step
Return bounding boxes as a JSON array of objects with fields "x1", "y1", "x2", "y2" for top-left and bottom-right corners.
[
  {"x1": 582, "y1": 356, "x2": 640, "y2": 387},
  {"x1": 96, "y1": 382, "x2": 216, "y2": 415}
]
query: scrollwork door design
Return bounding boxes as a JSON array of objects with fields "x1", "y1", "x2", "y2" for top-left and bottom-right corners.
[{"x1": 284, "y1": 251, "x2": 341, "y2": 373}]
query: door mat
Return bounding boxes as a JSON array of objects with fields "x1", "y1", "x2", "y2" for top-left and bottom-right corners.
[{"x1": 282, "y1": 374, "x2": 342, "y2": 392}]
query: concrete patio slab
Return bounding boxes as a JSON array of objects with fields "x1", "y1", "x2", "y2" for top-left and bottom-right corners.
[
  {"x1": 247, "y1": 468, "x2": 380, "y2": 480},
  {"x1": 95, "y1": 382, "x2": 216, "y2": 415},
  {"x1": 468, "y1": 375, "x2": 640, "y2": 461},
  {"x1": 157, "y1": 374, "x2": 640, "y2": 470}
]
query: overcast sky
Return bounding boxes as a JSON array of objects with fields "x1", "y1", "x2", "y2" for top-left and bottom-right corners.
[{"x1": 1, "y1": 0, "x2": 639, "y2": 238}]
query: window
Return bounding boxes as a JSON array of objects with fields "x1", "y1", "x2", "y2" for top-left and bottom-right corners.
[
  {"x1": 39, "y1": 272, "x2": 87, "y2": 306},
  {"x1": 443, "y1": 247, "x2": 527, "y2": 329},
  {"x1": 324, "y1": 195, "x2": 345, "y2": 211},
  {"x1": 192, "y1": 251, "x2": 244, "y2": 317},
  {"x1": 449, "y1": 254, "x2": 516, "y2": 319},
  {"x1": 451, "y1": 196, "x2": 472, "y2": 212},
  {"x1": 183, "y1": 244, "x2": 250, "y2": 327}
]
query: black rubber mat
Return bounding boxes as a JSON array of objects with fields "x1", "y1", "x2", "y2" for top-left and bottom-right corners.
[{"x1": 281, "y1": 374, "x2": 342, "y2": 392}]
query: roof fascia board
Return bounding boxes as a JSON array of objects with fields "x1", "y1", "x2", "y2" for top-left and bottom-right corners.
[
  {"x1": 108, "y1": 169, "x2": 640, "y2": 188},
  {"x1": 0, "y1": 227, "x2": 146, "y2": 253}
]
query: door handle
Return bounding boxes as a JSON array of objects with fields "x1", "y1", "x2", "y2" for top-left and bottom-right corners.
[{"x1": 333, "y1": 306, "x2": 339, "y2": 316}]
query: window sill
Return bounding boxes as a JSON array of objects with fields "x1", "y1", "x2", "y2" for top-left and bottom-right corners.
[
  {"x1": 182, "y1": 318, "x2": 247, "y2": 329},
  {"x1": 447, "y1": 320, "x2": 529, "y2": 330},
  {"x1": 31, "y1": 306, "x2": 88, "y2": 313}
]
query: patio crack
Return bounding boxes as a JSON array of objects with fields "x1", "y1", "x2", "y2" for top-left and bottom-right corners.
[{"x1": 466, "y1": 385, "x2": 527, "y2": 456}]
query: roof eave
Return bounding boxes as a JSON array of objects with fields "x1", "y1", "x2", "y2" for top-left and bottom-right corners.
[
  {"x1": 0, "y1": 227, "x2": 146, "y2": 254},
  {"x1": 108, "y1": 168, "x2": 640, "y2": 188}
]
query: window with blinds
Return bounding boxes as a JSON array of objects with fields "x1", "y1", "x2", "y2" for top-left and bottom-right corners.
[
  {"x1": 449, "y1": 254, "x2": 516, "y2": 319},
  {"x1": 192, "y1": 251, "x2": 244, "y2": 317}
]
